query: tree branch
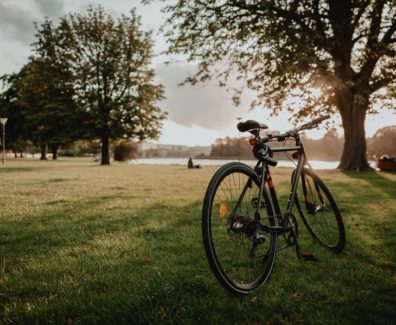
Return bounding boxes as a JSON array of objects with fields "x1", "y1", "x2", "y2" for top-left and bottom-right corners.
[
  {"x1": 225, "y1": 0, "x2": 332, "y2": 53},
  {"x1": 370, "y1": 77, "x2": 394, "y2": 92},
  {"x1": 352, "y1": 0, "x2": 371, "y2": 29},
  {"x1": 381, "y1": 17, "x2": 396, "y2": 44},
  {"x1": 356, "y1": 1, "x2": 388, "y2": 84},
  {"x1": 367, "y1": 0, "x2": 385, "y2": 46}
]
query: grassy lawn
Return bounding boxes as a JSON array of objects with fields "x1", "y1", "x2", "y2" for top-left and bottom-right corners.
[{"x1": 0, "y1": 158, "x2": 395, "y2": 324}]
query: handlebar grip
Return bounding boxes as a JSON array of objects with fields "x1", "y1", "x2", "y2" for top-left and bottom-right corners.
[
  {"x1": 297, "y1": 114, "x2": 331, "y2": 132},
  {"x1": 310, "y1": 114, "x2": 330, "y2": 125}
]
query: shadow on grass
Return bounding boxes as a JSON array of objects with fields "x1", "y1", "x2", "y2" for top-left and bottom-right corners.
[
  {"x1": 0, "y1": 167, "x2": 47, "y2": 173},
  {"x1": 0, "y1": 194, "x2": 395, "y2": 324},
  {"x1": 343, "y1": 170, "x2": 396, "y2": 199}
]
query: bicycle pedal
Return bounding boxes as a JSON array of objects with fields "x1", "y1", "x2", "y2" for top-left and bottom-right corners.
[{"x1": 300, "y1": 252, "x2": 319, "y2": 262}]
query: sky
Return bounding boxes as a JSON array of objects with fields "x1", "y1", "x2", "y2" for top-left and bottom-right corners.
[{"x1": 0, "y1": 0, "x2": 395, "y2": 146}]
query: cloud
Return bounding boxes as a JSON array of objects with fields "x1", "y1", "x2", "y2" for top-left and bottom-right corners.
[
  {"x1": 155, "y1": 63, "x2": 253, "y2": 132},
  {"x1": 33, "y1": 0, "x2": 65, "y2": 18},
  {"x1": 0, "y1": 0, "x2": 37, "y2": 44}
]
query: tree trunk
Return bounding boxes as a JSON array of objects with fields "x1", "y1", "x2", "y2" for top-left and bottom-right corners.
[
  {"x1": 101, "y1": 135, "x2": 110, "y2": 165},
  {"x1": 338, "y1": 93, "x2": 372, "y2": 171},
  {"x1": 40, "y1": 143, "x2": 48, "y2": 160},
  {"x1": 51, "y1": 144, "x2": 59, "y2": 160}
]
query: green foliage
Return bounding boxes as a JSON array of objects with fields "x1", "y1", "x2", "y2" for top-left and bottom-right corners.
[
  {"x1": 300, "y1": 131, "x2": 343, "y2": 161},
  {"x1": 33, "y1": 6, "x2": 167, "y2": 164},
  {"x1": 210, "y1": 131, "x2": 344, "y2": 160},
  {"x1": 210, "y1": 136, "x2": 253, "y2": 157},
  {"x1": 0, "y1": 5, "x2": 167, "y2": 164},
  {"x1": 17, "y1": 59, "x2": 83, "y2": 150},
  {"x1": 61, "y1": 140, "x2": 101, "y2": 157},
  {"x1": 0, "y1": 74, "x2": 30, "y2": 153},
  {"x1": 368, "y1": 125, "x2": 396, "y2": 157},
  {"x1": 159, "y1": 0, "x2": 395, "y2": 116},
  {"x1": 157, "y1": 0, "x2": 396, "y2": 170},
  {"x1": 113, "y1": 141, "x2": 138, "y2": 161}
]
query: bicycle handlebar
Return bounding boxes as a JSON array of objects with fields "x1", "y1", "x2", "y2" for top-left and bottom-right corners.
[
  {"x1": 262, "y1": 115, "x2": 330, "y2": 142},
  {"x1": 294, "y1": 114, "x2": 330, "y2": 133}
]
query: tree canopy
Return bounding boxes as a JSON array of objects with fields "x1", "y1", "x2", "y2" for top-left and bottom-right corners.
[
  {"x1": 1, "y1": 6, "x2": 167, "y2": 164},
  {"x1": 157, "y1": 0, "x2": 396, "y2": 170},
  {"x1": 0, "y1": 73, "x2": 30, "y2": 156},
  {"x1": 31, "y1": 6, "x2": 166, "y2": 164},
  {"x1": 19, "y1": 59, "x2": 83, "y2": 159}
]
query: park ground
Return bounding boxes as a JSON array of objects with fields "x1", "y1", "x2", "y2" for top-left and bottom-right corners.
[{"x1": 0, "y1": 158, "x2": 395, "y2": 324}]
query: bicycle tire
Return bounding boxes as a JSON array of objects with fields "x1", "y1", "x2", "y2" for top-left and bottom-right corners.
[
  {"x1": 202, "y1": 162, "x2": 277, "y2": 295},
  {"x1": 294, "y1": 168, "x2": 345, "y2": 253}
]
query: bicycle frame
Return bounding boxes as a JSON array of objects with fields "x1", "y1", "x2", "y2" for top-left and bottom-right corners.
[
  {"x1": 230, "y1": 132, "x2": 319, "y2": 256},
  {"x1": 253, "y1": 137, "x2": 309, "y2": 258},
  {"x1": 267, "y1": 144, "x2": 306, "y2": 217},
  {"x1": 251, "y1": 136, "x2": 306, "y2": 216}
]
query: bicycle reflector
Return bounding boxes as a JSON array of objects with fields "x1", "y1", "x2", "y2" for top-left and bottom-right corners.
[
  {"x1": 249, "y1": 138, "x2": 260, "y2": 145},
  {"x1": 219, "y1": 202, "x2": 228, "y2": 217}
]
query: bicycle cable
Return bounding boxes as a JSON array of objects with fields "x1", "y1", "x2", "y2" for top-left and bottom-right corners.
[{"x1": 282, "y1": 139, "x2": 297, "y2": 168}]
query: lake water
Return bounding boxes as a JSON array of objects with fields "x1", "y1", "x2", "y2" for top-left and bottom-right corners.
[{"x1": 130, "y1": 158, "x2": 341, "y2": 169}]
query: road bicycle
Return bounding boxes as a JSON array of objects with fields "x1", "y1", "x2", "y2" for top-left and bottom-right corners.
[{"x1": 202, "y1": 115, "x2": 346, "y2": 295}]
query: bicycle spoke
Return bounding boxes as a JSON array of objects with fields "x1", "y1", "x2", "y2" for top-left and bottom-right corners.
[
  {"x1": 208, "y1": 169, "x2": 274, "y2": 287},
  {"x1": 296, "y1": 170, "x2": 344, "y2": 250}
]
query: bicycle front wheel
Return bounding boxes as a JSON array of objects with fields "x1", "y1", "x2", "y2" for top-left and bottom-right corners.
[
  {"x1": 202, "y1": 162, "x2": 277, "y2": 295},
  {"x1": 294, "y1": 168, "x2": 345, "y2": 253}
]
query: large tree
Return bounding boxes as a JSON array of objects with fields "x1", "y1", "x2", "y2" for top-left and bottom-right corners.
[
  {"x1": 17, "y1": 59, "x2": 82, "y2": 160},
  {"x1": 1, "y1": 51, "x2": 83, "y2": 160},
  {"x1": 158, "y1": 0, "x2": 396, "y2": 171},
  {"x1": 34, "y1": 6, "x2": 166, "y2": 165},
  {"x1": 0, "y1": 73, "x2": 31, "y2": 156}
]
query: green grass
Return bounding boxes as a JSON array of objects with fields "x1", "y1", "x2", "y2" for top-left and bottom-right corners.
[{"x1": 0, "y1": 158, "x2": 395, "y2": 324}]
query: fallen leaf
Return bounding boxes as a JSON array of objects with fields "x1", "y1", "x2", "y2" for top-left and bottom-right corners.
[
  {"x1": 381, "y1": 224, "x2": 390, "y2": 232},
  {"x1": 142, "y1": 256, "x2": 151, "y2": 264},
  {"x1": 292, "y1": 290, "x2": 303, "y2": 298},
  {"x1": 251, "y1": 296, "x2": 258, "y2": 304},
  {"x1": 158, "y1": 305, "x2": 166, "y2": 317}
]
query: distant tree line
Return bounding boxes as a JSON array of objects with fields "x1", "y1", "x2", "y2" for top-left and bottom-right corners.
[
  {"x1": 0, "y1": 6, "x2": 166, "y2": 164},
  {"x1": 368, "y1": 126, "x2": 396, "y2": 158},
  {"x1": 210, "y1": 127, "x2": 396, "y2": 161}
]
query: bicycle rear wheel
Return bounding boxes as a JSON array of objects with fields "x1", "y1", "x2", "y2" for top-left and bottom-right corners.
[
  {"x1": 294, "y1": 168, "x2": 345, "y2": 253},
  {"x1": 202, "y1": 162, "x2": 277, "y2": 295}
]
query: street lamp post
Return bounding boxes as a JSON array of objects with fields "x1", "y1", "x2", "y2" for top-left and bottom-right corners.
[{"x1": 0, "y1": 118, "x2": 8, "y2": 164}]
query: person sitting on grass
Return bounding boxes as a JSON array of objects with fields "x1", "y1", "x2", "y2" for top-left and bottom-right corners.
[{"x1": 188, "y1": 157, "x2": 201, "y2": 169}]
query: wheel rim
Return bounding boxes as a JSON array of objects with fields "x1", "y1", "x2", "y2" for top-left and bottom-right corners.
[
  {"x1": 208, "y1": 170, "x2": 274, "y2": 289},
  {"x1": 298, "y1": 174, "x2": 340, "y2": 248}
]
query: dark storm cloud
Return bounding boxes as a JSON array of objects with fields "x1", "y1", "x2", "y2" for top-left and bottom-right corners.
[
  {"x1": 33, "y1": 0, "x2": 65, "y2": 18},
  {"x1": 156, "y1": 63, "x2": 249, "y2": 131},
  {"x1": 0, "y1": 0, "x2": 36, "y2": 43},
  {"x1": 0, "y1": 0, "x2": 65, "y2": 45}
]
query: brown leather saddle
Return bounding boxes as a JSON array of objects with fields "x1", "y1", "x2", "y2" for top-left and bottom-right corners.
[{"x1": 237, "y1": 120, "x2": 268, "y2": 133}]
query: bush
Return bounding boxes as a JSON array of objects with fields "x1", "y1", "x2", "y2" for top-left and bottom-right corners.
[{"x1": 114, "y1": 142, "x2": 138, "y2": 161}]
